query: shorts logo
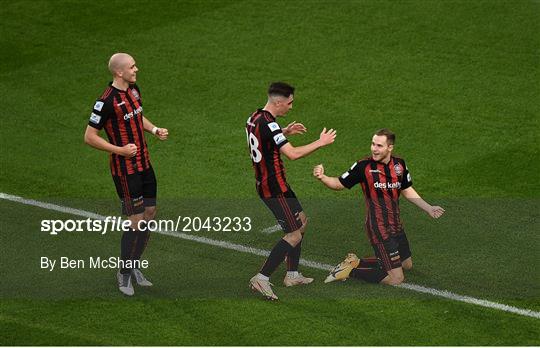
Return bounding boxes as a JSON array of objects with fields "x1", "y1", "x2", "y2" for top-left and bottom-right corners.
[
  {"x1": 93, "y1": 101, "x2": 104, "y2": 111},
  {"x1": 133, "y1": 197, "x2": 144, "y2": 206},
  {"x1": 394, "y1": 163, "x2": 403, "y2": 176},
  {"x1": 131, "y1": 88, "x2": 140, "y2": 100},
  {"x1": 268, "y1": 122, "x2": 280, "y2": 132},
  {"x1": 89, "y1": 112, "x2": 101, "y2": 124},
  {"x1": 273, "y1": 133, "x2": 286, "y2": 145}
]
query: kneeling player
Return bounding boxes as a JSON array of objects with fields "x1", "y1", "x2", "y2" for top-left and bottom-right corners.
[{"x1": 313, "y1": 128, "x2": 444, "y2": 285}]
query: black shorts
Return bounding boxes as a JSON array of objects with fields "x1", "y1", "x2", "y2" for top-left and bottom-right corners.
[
  {"x1": 112, "y1": 166, "x2": 157, "y2": 216},
  {"x1": 395, "y1": 232, "x2": 412, "y2": 261},
  {"x1": 261, "y1": 189, "x2": 304, "y2": 233},
  {"x1": 372, "y1": 232, "x2": 412, "y2": 272}
]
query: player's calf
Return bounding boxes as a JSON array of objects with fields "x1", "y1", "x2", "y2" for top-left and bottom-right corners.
[{"x1": 379, "y1": 268, "x2": 405, "y2": 285}]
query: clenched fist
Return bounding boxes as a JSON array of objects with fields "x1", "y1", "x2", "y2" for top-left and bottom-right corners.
[{"x1": 313, "y1": 164, "x2": 325, "y2": 179}]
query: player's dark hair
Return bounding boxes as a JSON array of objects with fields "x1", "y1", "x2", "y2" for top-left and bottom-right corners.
[
  {"x1": 268, "y1": 82, "x2": 295, "y2": 98},
  {"x1": 375, "y1": 128, "x2": 395, "y2": 145}
]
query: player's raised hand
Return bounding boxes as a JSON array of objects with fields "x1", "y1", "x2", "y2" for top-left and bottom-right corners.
[
  {"x1": 119, "y1": 143, "x2": 138, "y2": 158},
  {"x1": 156, "y1": 128, "x2": 169, "y2": 140},
  {"x1": 319, "y1": 128, "x2": 337, "y2": 146},
  {"x1": 313, "y1": 164, "x2": 325, "y2": 179},
  {"x1": 428, "y1": 206, "x2": 445, "y2": 219},
  {"x1": 283, "y1": 121, "x2": 307, "y2": 136}
]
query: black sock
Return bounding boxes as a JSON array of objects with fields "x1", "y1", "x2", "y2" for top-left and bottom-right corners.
[
  {"x1": 286, "y1": 240, "x2": 302, "y2": 271},
  {"x1": 260, "y1": 239, "x2": 294, "y2": 277},
  {"x1": 133, "y1": 221, "x2": 151, "y2": 261},
  {"x1": 359, "y1": 256, "x2": 379, "y2": 269},
  {"x1": 350, "y1": 267, "x2": 388, "y2": 283},
  {"x1": 120, "y1": 228, "x2": 138, "y2": 274}
]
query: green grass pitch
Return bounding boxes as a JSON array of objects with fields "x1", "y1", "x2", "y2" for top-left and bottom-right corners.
[{"x1": 1, "y1": 0, "x2": 539, "y2": 345}]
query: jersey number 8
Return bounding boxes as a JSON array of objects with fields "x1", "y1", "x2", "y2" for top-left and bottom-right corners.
[{"x1": 246, "y1": 131, "x2": 262, "y2": 163}]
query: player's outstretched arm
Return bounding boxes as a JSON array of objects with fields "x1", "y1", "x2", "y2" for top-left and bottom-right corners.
[
  {"x1": 401, "y1": 187, "x2": 445, "y2": 218},
  {"x1": 280, "y1": 128, "x2": 336, "y2": 160},
  {"x1": 142, "y1": 116, "x2": 168, "y2": 140},
  {"x1": 84, "y1": 126, "x2": 137, "y2": 158},
  {"x1": 313, "y1": 164, "x2": 345, "y2": 190}
]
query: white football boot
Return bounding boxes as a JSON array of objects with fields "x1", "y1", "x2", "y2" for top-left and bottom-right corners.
[
  {"x1": 324, "y1": 253, "x2": 360, "y2": 283},
  {"x1": 132, "y1": 268, "x2": 153, "y2": 287},
  {"x1": 117, "y1": 271, "x2": 134, "y2": 296},
  {"x1": 249, "y1": 275, "x2": 278, "y2": 301},
  {"x1": 283, "y1": 273, "x2": 314, "y2": 287}
]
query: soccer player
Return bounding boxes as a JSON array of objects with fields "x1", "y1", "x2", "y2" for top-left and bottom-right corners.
[
  {"x1": 246, "y1": 82, "x2": 336, "y2": 300},
  {"x1": 313, "y1": 128, "x2": 444, "y2": 285},
  {"x1": 84, "y1": 53, "x2": 169, "y2": 296}
]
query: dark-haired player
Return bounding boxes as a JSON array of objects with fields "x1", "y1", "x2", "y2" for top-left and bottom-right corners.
[
  {"x1": 84, "y1": 53, "x2": 169, "y2": 296},
  {"x1": 313, "y1": 128, "x2": 444, "y2": 285},
  {"x1": 246, "y1": 82, "x2": 336, "y2": 300}
]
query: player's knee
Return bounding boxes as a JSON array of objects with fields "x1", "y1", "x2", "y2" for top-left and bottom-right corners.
[
  {"x1": 128, "y1": 213, "x2": 145, "y2": 230},
  {"x1": 382, "y1": 268, "x2": 405, "y2": 285},
  {"x1": 292, "y1": 231, "x2": 303, "y2": 245},
  {"x1": 284, "y1": 230, "x2": 303, "y2": 246},
  {"x1": 390, "y1": 273, "x2": 405, "y2": 285}
]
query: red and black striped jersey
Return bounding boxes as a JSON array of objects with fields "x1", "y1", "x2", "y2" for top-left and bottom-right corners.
[
  {"x1": 88, "y1": 83, "x2": 151, "y2": 176},
  {"x1": 339, "y1": 156, "x2": 413, "y2": 244},
  {"x1": 245, "y1": 109, "x2": 289, "y2": 198}
]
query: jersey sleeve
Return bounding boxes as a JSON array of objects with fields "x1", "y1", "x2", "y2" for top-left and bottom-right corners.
[
  {"x1": 88, "y1": 99, "x2": 113, "y2": 130},
  {"x1": 338, "y1": 161, "x2": 365, "y2": 189},
  {"x1": 400, "y1": 159, "x2": 413, "y2": 190},
  {"x1": 261, "y1": 119, "x2": 289, "y2": 149}
]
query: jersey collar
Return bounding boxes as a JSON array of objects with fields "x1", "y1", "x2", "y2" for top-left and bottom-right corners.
[
  {"x1": 370, "y1": 156, "x2": 394, "y2": 166},
  {"x1": 259, "y1": 108, "x2": 276, "y2": 120},
  {"x1": 109, "y1": 81, "x2": 133, "y2": 93}
]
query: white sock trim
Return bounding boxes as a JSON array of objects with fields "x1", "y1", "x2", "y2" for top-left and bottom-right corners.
[{"x1": 257, "y1": 273, "x2": 269, "y2": 281}]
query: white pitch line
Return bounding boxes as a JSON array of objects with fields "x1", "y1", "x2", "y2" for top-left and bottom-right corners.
[
  {"x1": 261, "y1": 224, "x2": 282, "y2": 234},
  {"x1": 1, "y1": 192, "x2": 539, "y2": 320}
]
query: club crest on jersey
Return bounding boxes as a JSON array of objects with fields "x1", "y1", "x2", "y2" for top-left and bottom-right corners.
[
  {"x1": 131, "y1": 88, "x2": 140, "y2": 100},
  {"x1": 394, "y1": 163, "x2": 404, "y2": 176}
]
